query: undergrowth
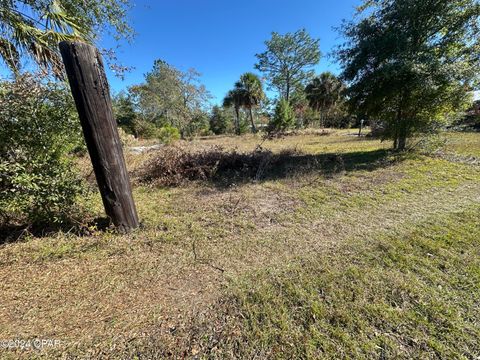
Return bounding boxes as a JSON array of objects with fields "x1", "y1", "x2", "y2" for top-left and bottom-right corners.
[
  {"x1": 138, "y1": 145, "x2": 302, "y2": 186},
  {"x1": 190, "y1": 205, "x2": 480, "y2": 359}
]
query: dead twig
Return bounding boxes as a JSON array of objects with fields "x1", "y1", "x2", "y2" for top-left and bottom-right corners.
[{"x1": 192, "y1": 238, "x2": 225, "y2": 273}]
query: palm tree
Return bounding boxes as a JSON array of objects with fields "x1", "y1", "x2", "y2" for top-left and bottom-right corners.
[
  {"x1": 0, "y1": 1, "x2": 89, "y2": 77},
  {"x1": 223, "y1": 73, "x2": 265, "y2": 134},
  {"x1": 223, "y1": 88, "x2": 245, "y2": 135},
  {"x1": 237, "y1": 72, "x2": 264, "y2": 133},
  {"x1": 305, "y1": 72, "x2": 345, "y2": 127}
]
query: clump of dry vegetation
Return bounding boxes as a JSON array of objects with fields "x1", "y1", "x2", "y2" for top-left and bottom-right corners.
[
  {"x1": 265, "y1": 128, "x2": 334, "y2": 139},
  {"x1": 138, "y1": 145, "x2": 301, "y2": 186}
]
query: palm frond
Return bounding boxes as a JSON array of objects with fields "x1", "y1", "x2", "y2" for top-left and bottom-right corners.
[
  {"x1": 0, "y1": 1, "x2": 90, "y2": 77},
  {"x1": 0, "y1": 37, "x2": 20, "y2": 73}
]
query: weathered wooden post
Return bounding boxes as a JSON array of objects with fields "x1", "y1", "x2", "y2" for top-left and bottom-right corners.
[{"x1": 59, "y1": 41, "x2": 139, "y2": 232}]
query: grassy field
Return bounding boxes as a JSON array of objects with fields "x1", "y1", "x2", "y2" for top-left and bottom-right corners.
[{"x1": 0, "y1": 130, "x2": 479, "y2": 359}]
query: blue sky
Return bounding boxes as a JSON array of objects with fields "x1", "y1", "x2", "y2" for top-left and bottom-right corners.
[{"x1": 100, "y1": 0, "x2": 361, "y2": 104}]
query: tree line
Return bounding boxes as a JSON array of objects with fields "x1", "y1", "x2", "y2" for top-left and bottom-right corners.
[
  {"x1": 112, "y1": 28, "x2": 352, "y2": 141},
  {"x1": 110, "y1": 0, "x2": 479, "y2": 151}
]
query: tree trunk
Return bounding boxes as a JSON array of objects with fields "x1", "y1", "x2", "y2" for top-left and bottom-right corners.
[
  {"x1": 59, "y1": 41, "x2": 139, "y2": 232},
  {"x1": 248, "y1": 107, "x2": 257, "y2": 133},
  {"x1": 397, "y1": 120, "x2": 407, "y2": 150},
  {"x1": 234, "y1": 106, "x2": 241, "y2": 135},
  {"x1": 393, "y1": 102, "x2": 402, "y2": 150},
  {"x1": 285, "y1": 75, "x2": 290, "y2": 102}
]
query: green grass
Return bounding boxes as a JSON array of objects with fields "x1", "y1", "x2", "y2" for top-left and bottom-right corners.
[
  {"x1": 443, "y1": 132, "x2": 480, "y2": 158},
  {"x1": 218, "y1": 205, "x2": 480, "y2": 359},
  {"x1": 0, "y1": 130, "x2": 479, "y2": 359}
]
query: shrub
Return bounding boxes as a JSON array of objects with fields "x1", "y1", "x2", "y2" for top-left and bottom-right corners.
[
  {"x1": 209, "y1": 106, "x2": 230, "y2": 135},
  {"x1": 0, "y1": 75, "x2": 87, "y2": 226},
  {"x1": 118, "y1": 127, "x2": 136, "y2": 147},
  {"x1": 158, "y1": 124, "x2": 180, "y2": 144},
  {"x1": 132, "y1": 119, "x2": 160, "y2": 139},
  {"x1": 183, "y1": 112, "x2": 210, "y2": 137},
  {"x1": 415, "y1": 133, "x2": 448, "y2": 154},
  {"x1": 268, "y1": 99, "x2": 295, "y2": 133}
]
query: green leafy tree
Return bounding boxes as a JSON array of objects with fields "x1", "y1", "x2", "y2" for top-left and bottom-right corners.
[
  {"x1": 268, "y1": 99, "x2": 295, "y2": 132},
  {"x1": 337, "y1": 0, "x2": 480, "y2": 150},
  {"x1": 209, "y1": 105, "x2": 230, "y2": 135},
  {"x1": 113, "y1": 90, "x2": 165, "y2": 139},
  {"x1": 131, "y1": 60, "x2": 211, "y2": 137},
  {"x1": 130, "y1": 60, "x2": 180, "y2": 125},
  {"x1": 131, "y1": 119, "x2": 160, "y2": 140},
  {"x1": 305, "y1": 72, "x2": 346, "y2": 127},
  {"x1": 255, "y1": 29, "x2": 321, "y2": 101},
  {"x1": 289, "y1": 90, "x2": 315, "y2": 128},
  {"x1": 0, "y1": 0, "x2": 132, "y2": 77},
  {"x1": 112, "y1": 91, "x2": 137, "y2": 135},
  {"x1": 184, "y1": 111, "x2": 210, "y2": 137}
]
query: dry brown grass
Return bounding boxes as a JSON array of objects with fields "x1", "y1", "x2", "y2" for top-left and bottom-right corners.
[{"x1": 137, "y1": 145, "x2": 301, "y2": 186}]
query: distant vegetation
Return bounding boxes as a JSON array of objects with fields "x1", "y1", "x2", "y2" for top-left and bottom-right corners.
[{"x1": 109, "y1": 4, "x2": 479, "y2": 148}]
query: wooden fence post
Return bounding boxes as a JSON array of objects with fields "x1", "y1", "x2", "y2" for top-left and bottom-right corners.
[{"x1": 59, "y1": 41, "x2": 139, "y2": 232}]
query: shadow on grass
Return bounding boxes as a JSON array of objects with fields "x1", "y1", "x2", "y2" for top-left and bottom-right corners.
[
  {"x1": 139, "y1": 146, "x2": 397, "y2": 189},
  {"x1": 0, "y1": 216, "x2": 112, "y2": 245},
  {"x1": 1, "y1": 148, "x2": 397, "y2": 243},
  {"x1": 215, "y1": 149, "x2": 396, "y2": 188}
]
